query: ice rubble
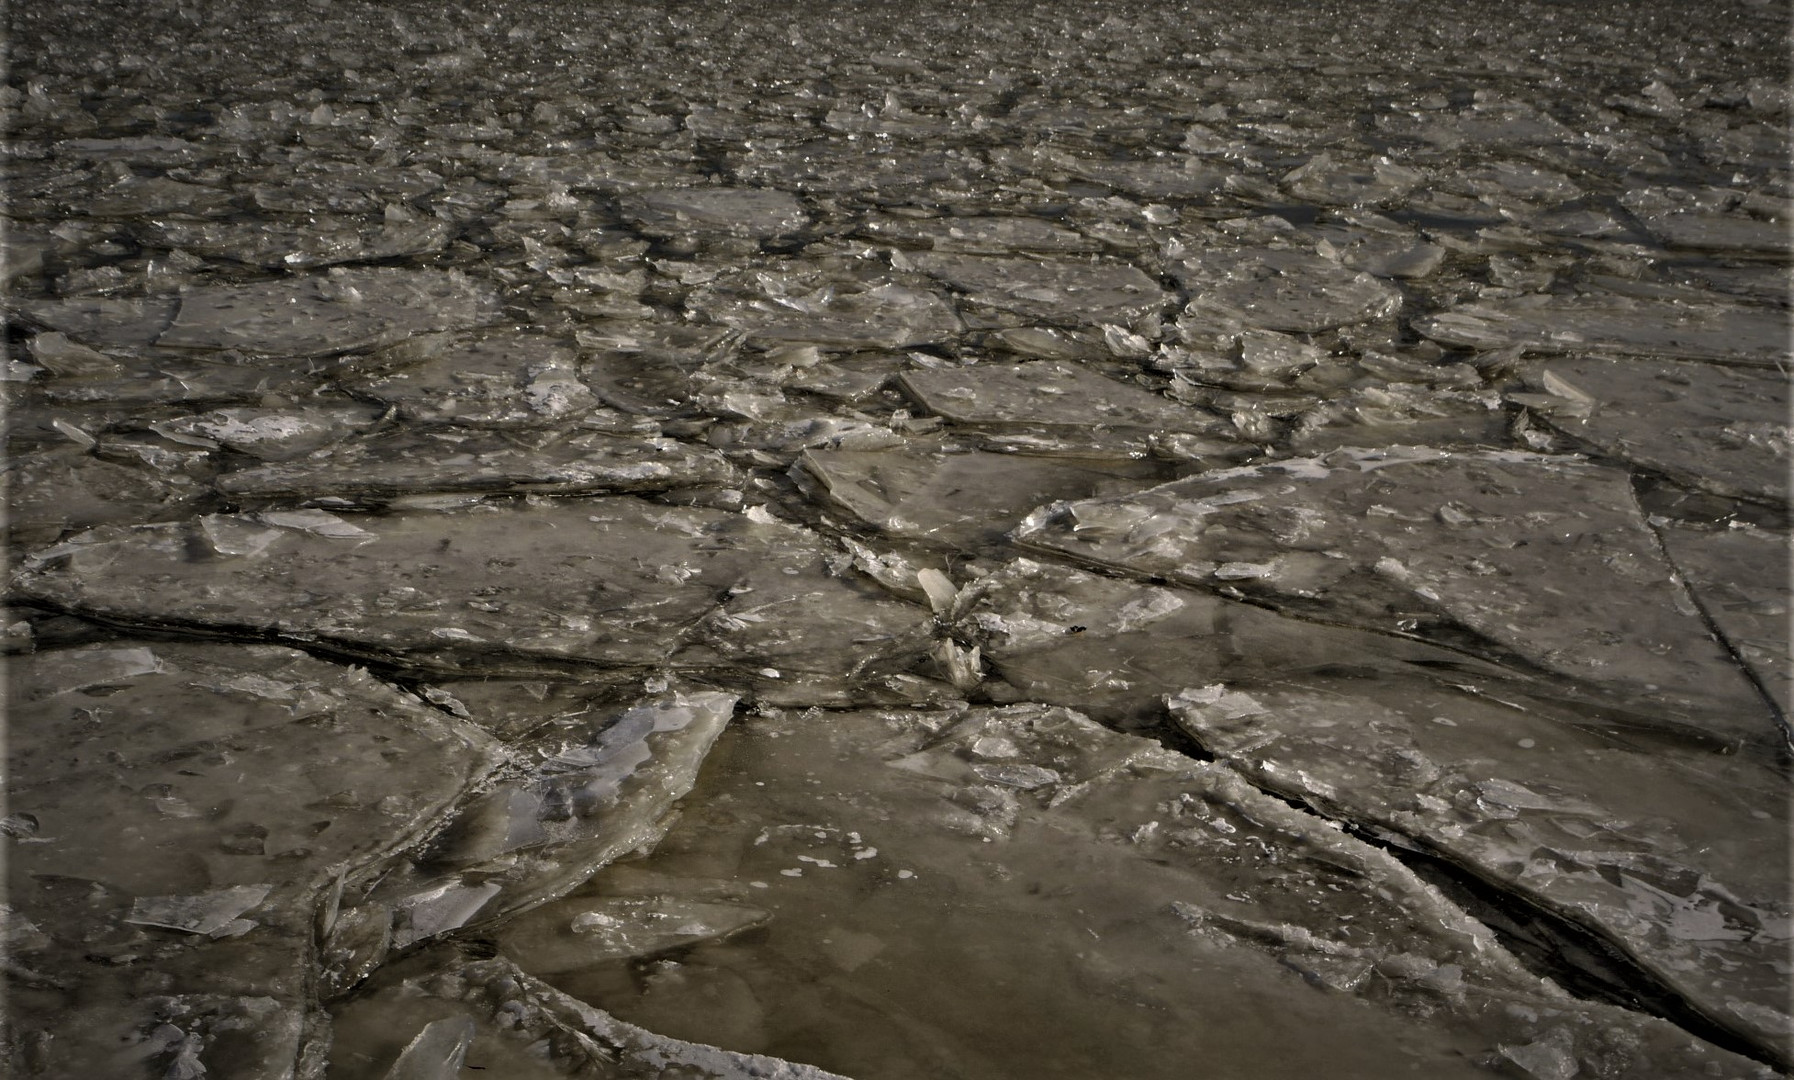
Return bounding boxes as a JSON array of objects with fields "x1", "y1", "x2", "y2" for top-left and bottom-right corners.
[
  {"x1": 155, "y1": 270, "x2": 503, "y2": 358},
  {"x1": 801, "y1": 445, "x2": 1167, "y2": 547},
  {"x1": 4, "y1": 0, "x2": 1790, "y2": 1076}
]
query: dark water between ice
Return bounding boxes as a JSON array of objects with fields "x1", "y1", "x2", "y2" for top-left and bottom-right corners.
[{"x1": 3, "y1": 1, "x2": 1790, "y2": 1077}]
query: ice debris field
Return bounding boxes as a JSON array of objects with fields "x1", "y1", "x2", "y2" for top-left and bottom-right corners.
[{"x1": 2, "y1": 0, "x2": 1790, "y2": 1077}]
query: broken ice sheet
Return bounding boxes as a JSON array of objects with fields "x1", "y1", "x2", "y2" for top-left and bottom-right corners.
[
  {"x1": 1040, "y1": 151, "x2": 1234, "y2": 200},
  {"x1": 393, "y1": 691, "x2": 738, "y2": 923},
  {"x1": 901, "y1": 251, "x2": 1168, "y2": 328},
  {"x1": 897, "y1": 360, "x2": 1232, "y2": 446},
  {"x1": 1171, "y1": 247, "x2": 1402, "y2": 333},
  {"x1": 688, "y1": 272, "x2": 964, "y2": 349},
  {"x1": 1446, "y1": 160, "x2": 1584, "y2": 208},
  {"x1": 155, "y1": 268, "x2": 501, "y2": 357},
  {"x1": 528, "y1": 703, "x2": 1770, "y2": 1080},
  {"x1": 11, "y1": 294, "x2": 180, "y2": 349},
  {"x1": 1376, "y1": 99, "x2": 1578, "y2": 152},
  {"x1": 952, "y1": 556, "x2": 1515, "y2": 723},
  {"x1": 6, "y1": 445, "x2": 203, "y2": 550},
  {"x1": 1415, "y1": 293, "x2": 1790, "y2": 368},
  {"x1": 800, "y1": 444, "x2": 1167, "y2": 548},
  {"x1": 1281, "y1": 153, "x2": 1426, "y2": 207},
  {"x1": 619, "y1": 187, "x2": 812, "y2": 239},
  {"x1": 1167, "y1": 673, "x2": 1792, "y2": 1067},
  {"x1": 1012, "y1": 448, "x2": 1777, "y2": 741},
  {"x1": 217, "y1": 428, "x2": 736, "y2": 504},
  {"x1": 1511, "y1": 355, "x2": 1789, "y2": 504},
  {"x1": 1305, "y1": 222, "x2": 1447, "y2": 279},
  {"x1": 5, "y1": 642, "x2": 501, "y2": 1080},
  {"x1": 1654, "y1": 523, "x2": 1792, "y2": 718},
  {"x1": 34, "y1": 351, "x2": 333, "y2": 407},
  {"x1": 1619, "y1": 186, "x2": 1788, "y2": 255},
  {"x1": 494, "y1": 896, "x2": 771, "y2": 974},
  {"x1": 12, "y1": 994, "x2": 305, "y2": 1080},
  {"x1": 340, "y1": 328, "x2": 600, "y2": 426},
  {"x1": 25, "y1": 329, "x2": 125, "y2": 378},
  {"x1": 142, "y1": 213, "x2": 453, "y2": 269},
  {"x1": 13, "y1": 497, "x2": 929, "y2": 688},
  {"x1": 124, "y1": 885, "x2": 272, "y2": 936},
  {"x1": 330, "y1": 951, "x2": 851, "y2": 1079},
  {"x1": 856, "y1": 213, "x2": 1101, "y2": 255},
  {"x1": 145, "y1": 402, "x2": 384, "y2": 460}
]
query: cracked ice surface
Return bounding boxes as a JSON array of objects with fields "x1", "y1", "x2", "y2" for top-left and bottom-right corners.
[{"x1": 3, "y1": 0, "x2": 1788, "y2": 1077}]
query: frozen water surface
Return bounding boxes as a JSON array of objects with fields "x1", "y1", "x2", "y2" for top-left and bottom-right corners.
[{"x1": 3, "y1": 0, "x2": 1788, "y2": 1076}]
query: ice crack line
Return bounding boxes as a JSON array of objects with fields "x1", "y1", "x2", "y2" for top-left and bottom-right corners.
[{"x1": 1170, "y1": 726, "x2": 1787, "y2": 1071}]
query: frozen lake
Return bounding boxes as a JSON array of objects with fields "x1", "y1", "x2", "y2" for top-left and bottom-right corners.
[{"x1": 4, "y1": 1, "x2": 1789, "y2": 1077}]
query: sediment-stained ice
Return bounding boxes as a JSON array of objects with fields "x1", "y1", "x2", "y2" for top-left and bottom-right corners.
[
  {"x1": 1416, "y1": 295, "x2": 1790, "y2": 367},
  {"x1": 1013, "y1": 449, "x2": 1776, "y2": 741},
  {"x1": 1167, "y1": 677, "x2": 1793, "y2": 1067},
  {"x1": 4, "y1": 643, "x2": 502, "y2": 1079},
  {"x1": 1509, "y1": 355, "x2": 1789, "y2": 504},
  {"x1": 156, "y1": 269, "x2": 502, "y2": 357},
  {"x1": 12, "y1": 498, "x2": 930, "y2": 688},
  {"x1": 5, "y1": 0, "x2": 1789, "y2": 1075},
  {"x1": 505, "y1": 702, "x2": 1774, "y2": 1080}
]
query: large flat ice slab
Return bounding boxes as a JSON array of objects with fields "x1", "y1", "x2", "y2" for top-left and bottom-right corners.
[
  {"x1": 12, "y1": 499, "x2": 929, "y2": 686},
  {"x1": 1417, "y1": 295, "x2": 1790, "y2": 368},
  {"x1": 1169, "y1": 678, "x2": 1792, "y2": 1067},
  {"x1": 1013, "y1": 448, "x2": 1776, "y2": 741}
]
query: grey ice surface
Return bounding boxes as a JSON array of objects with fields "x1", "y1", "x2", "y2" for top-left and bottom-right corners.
[{"x1": 3, "y1": 0, "x2": 1789, "y2": 1078}]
